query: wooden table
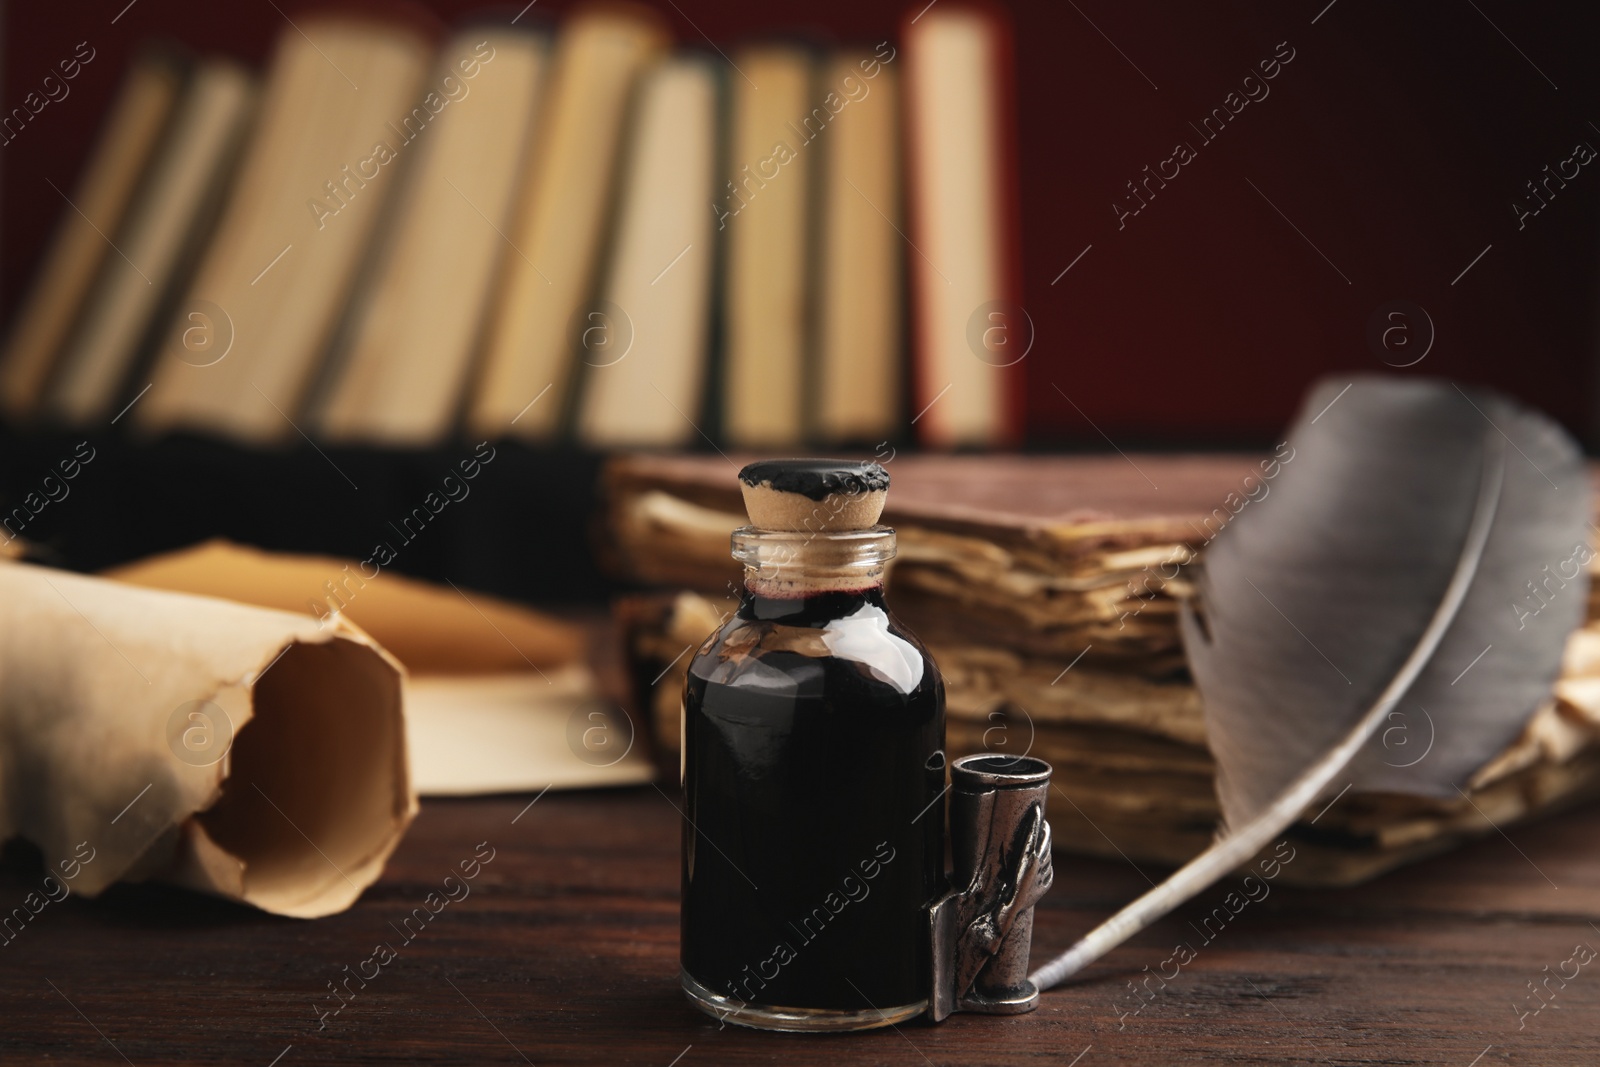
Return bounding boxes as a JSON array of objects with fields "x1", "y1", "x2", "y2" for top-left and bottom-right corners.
[{"x1": 3, "y1": 786, "x2": 1598, "y2": 1065}]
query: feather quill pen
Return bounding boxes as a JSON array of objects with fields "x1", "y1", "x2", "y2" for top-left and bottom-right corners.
[{"x1": 1032, "y1": 376, "x2": 1589, "y2": 989}]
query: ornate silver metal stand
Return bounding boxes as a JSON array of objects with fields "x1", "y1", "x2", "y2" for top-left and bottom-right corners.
[{"x1": 927, "y1": 753, "x2": 1055, "y2": 1021}]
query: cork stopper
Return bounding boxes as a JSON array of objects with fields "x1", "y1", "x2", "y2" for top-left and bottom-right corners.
[{"x1": 738, "y1": 459, "x2": 889, "y2": 532}]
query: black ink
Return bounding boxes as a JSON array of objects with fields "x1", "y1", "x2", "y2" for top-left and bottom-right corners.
[{"x1": 680, "y1": 585, "x2": 944, "y2": 1012}]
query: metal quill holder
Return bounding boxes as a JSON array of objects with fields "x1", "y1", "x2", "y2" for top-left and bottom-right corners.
[{"x1": 928, "y1": 753, "x2": 1055, "y2": 1021}]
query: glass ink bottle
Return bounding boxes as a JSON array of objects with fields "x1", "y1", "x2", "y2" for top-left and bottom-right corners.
[{"x1": 678, "y1": 459, "x2": 947, "y2": 1032}]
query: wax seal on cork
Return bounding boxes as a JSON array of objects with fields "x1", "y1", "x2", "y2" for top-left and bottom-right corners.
[{"x1": 737, "y1": 459, "x2": 889, "y2": 531}]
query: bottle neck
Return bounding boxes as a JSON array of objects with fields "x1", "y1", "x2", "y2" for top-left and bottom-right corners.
[
  {"x1": 731, "y1": 526, "x2": 896, "y2": 602},
  {"x1": 740, "y1": 585, "x2": 887, "y2": 623}
]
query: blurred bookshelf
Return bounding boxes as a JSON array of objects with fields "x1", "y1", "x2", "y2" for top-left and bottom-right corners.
[
  {"x1": 0, "y1": 1, "x2": 1029, "y2": 601},
  {"x1": 4, "y1": 0, "x2": 1599, "y2": 606}
]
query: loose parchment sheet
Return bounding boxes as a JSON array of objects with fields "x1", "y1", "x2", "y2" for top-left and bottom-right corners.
[{"x1": 107, "y1": 540, "x2": 656, "y2": 796}]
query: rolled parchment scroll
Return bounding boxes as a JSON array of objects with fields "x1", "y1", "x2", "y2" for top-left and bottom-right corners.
[{"x1": 0, "y1": 560, "x2": 413, "y2": 918}]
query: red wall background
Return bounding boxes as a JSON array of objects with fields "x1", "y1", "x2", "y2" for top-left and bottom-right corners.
[{"x1": 3, "y1": 0, "x2": 1596, "y2": 447}]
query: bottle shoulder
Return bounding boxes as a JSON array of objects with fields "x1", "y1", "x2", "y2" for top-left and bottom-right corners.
[{"x1": 688, "y1": 601, "x2": 941, "y2": 699}]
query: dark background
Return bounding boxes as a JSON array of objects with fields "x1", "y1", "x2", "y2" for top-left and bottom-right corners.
[
  {"x1": 1, "y1": 1, "x2": 1597, "y2": 603},
  {"x1": 4, "y1": 0, "x2": 1597, "y2": 446}
]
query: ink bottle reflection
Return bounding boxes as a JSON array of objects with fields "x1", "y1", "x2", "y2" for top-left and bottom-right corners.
[{"x1": 678, "y1": 460, "x2": 946, "y2": 1032}]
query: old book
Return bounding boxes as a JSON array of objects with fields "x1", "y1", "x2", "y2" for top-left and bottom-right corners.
[
  {"x1": 575, "y1": 55, "x2": 718, "y2": 448},
  {"x1": 136, "y1": 13, "x2": 435, "y2": 443},
  {"x1": 0, "y1": 50, "x2": 185, "y2": 421},
  {"x1": 46, "y1": 60, "x2": 257, "y2": 426},
  {"x1": 600, "y1": 451, "x2": 1266, "y2": 665},
  {"x1": 469, "y1": 2, "x2": 669, "y2": 440},
  {"x1": 620, "y1": 586, "x2": 1210, "y2": 772},
  {"x1": 316, "y1": 26, "x2": 549, "y2": 445},
  {"x1": 720, "y1": 45, "x2": 814, "y2": 448},
  {"x1": 902, "y1": 5, "x2": 1023, "y2": 446},
  {"x1": 815, "y1": 49, "x2": 902, "y2": 444}
]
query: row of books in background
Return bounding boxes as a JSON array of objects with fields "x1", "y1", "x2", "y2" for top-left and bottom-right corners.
[{"x1": 0, "y1": 1, "x2": 1022, "y2": 450}]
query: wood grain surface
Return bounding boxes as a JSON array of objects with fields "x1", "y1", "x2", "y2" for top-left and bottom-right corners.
[{"x1": 2, "y1": 785, "x2": 1597, "y2": 1066}]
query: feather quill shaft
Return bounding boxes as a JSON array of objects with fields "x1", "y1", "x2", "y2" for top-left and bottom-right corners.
[{"x1": 1031, "y1": 431, "x2": 1505, "y2": 990}]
